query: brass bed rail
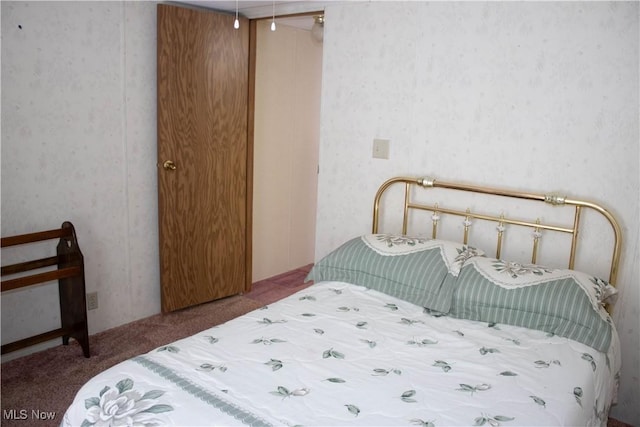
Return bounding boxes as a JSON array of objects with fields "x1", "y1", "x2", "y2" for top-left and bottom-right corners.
[{"x1": 372, "y1": 176, "x2": 622, "y2": 286}]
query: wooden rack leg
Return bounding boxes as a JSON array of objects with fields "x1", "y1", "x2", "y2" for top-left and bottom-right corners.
[
  {"x1": 57, "y1": 222, "x2": 90, "y2": 358},
  {"x1": 59, "y1": 277, "x2": 90, "y2": 357}
]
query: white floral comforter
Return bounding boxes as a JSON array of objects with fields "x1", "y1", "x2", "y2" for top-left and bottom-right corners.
[{"x1": 62, "y1": 281, "x2": 620, "y2": 427}]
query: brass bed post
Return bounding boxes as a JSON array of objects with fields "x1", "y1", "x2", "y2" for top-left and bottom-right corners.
[
  {"x1": 431, "y1": 204, "x2": 440, "y2": 239},
  {"x1": 545, "y1": 193, "x2": 622, "y2": 285},
  {"x1": 568, "y1": 206, "x2": 582, "y2": 271},
  {"x1": 372, "y1": 177, "x2": 421, "y2": 234},
  {"x1": 402, "y1": 182, "x2": 410, "y2": 235},
  {"x1": 496, "y1": 215, "x2": 505, "y2": 259},
  {"x1": 462, "y1": 209, "x2": 471, "y2": 245},
  {"x1": 565, "y1": 199, "x2": 622, "y2": 285},
  {"x1": 531, "y1": 219, "x2": 541, "y2": 264}
]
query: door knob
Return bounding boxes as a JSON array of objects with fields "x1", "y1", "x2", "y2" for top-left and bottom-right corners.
[{"x1": 163, "y1": 160, "x2": 177, "y2": 171}]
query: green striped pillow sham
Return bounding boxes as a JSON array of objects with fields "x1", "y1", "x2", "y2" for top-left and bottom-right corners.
[
  {"x1": 449, "y1": 256, "x2": 615, "y2": 352},
  {"x1": 306, "y1": 234, "x2": 481, "y2": 313}
]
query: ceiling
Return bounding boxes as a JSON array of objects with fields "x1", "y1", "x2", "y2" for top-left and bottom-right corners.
[
  {"x1": 176, "y1": 1, "x2": 334, "y2": 18},
  {"x1": 175, "y1": 0, "x2": 336, "y2": 30}
]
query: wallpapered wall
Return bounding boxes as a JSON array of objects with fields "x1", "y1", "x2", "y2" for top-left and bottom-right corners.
[
  {"x1": 314, "y1": 2, "x2": 638, "y2": 424},
  {"x1": 1, "y1": 2, "x2": 159, "y2": 357},
  {"x1": 1, "y1": 1, "x2": 638, "y2": 424}
]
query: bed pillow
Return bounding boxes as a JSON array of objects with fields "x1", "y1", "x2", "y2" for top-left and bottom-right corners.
[
  {"x1": 449, "y1": 256, "x2": 617, "y2": 352},
  {"x1": 305, "y1": 234, "x2": 483, "y2": 313}
]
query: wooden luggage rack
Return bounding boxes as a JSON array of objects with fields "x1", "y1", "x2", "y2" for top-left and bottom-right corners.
[{"x1": 1, "y1": 221, "x2": 90, "y2": 357}]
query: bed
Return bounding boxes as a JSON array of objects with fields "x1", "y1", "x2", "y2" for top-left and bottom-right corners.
[{"x1": 62, "y1": 176, "x2": 623, "y2": 427}]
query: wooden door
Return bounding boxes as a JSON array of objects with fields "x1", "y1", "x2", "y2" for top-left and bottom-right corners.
[{"x1": 157, "y1": 4, "x2": 251, "y2": 313}]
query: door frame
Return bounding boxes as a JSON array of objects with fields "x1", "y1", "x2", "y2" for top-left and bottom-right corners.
[
  {"x1": 246, "y1": 19, "x2": 257, "y2": 293},
  {"x1": 246, "y1": 12, "x2": 322, "y2": 288}
]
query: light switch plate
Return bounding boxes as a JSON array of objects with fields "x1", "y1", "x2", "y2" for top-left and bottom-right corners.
[{"x1": 372, "y1": 139, "x2": 389, "y2": 159}]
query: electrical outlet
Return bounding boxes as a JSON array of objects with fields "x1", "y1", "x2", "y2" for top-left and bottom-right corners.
[{"x1": 87, "y1": 292, "x2": 98, "y2": 310}]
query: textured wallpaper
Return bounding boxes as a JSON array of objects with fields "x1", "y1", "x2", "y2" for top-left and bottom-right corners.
[
  {"x1": 1, "y1": 1, "x2": 637, "y2": 424},
  {"x1": 316, "y1": 2, "x2": 638, "y2": 424},
  {"x1": 1, "y1": 1, "x2": 159, "y2": 358}
]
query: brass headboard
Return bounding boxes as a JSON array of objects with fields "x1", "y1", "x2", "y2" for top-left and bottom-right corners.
[{"x1": 372, "y1": 176, "x2": 622, "y2": 286}]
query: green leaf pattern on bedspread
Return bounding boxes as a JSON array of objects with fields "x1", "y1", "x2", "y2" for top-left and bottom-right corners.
[{"x1": 66, "y1": 281, "x2": 620, "y2": 427}]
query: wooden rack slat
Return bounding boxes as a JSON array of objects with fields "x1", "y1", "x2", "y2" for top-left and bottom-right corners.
[
  {"x1": 1, "y1": 266, "x2": 81, "y2": 292},
  {"x1": 1, "y1": 327, "x2": 67, "y2": 354},
  {"x1": 1, "y1": 256, "x2": 60, "y2": 276},
  {"x1": 1, "y1": 228, "x2": 71, "y2": 247}
]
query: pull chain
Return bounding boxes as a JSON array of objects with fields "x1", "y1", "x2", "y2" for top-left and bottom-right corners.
[{"x1": 233, "y1": 0, "x2": 239, "y2": 29}]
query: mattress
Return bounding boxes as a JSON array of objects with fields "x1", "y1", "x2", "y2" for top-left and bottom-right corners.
[{"x1": 62, "y1": 280, "x2": 620, "y2": 427}]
